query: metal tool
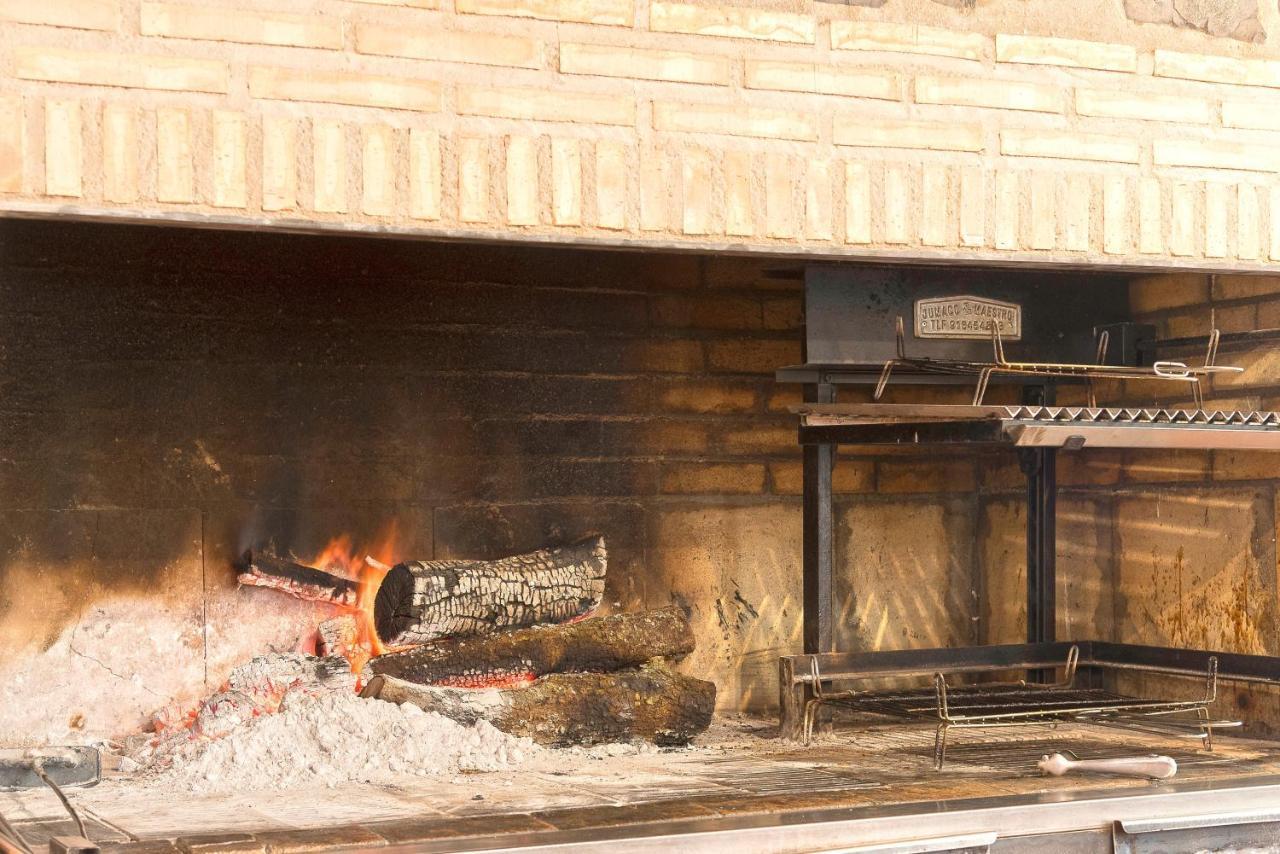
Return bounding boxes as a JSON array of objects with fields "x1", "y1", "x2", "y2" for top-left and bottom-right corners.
[
  {"x1": 874, "y1": 318, "x2": 1242, "y2": 406},
  {"x1": 1038, "y1": 750, "x2": 1177, "y2": 779}
]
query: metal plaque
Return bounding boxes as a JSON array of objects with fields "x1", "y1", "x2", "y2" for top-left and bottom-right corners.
[{"x1": 914, "y1": 296, "x2": 1022, "y2": 340}]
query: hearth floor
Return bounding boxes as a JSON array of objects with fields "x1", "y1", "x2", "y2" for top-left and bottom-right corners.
[{"x1": 6, "y1": 717, "x2": 1280, "y2": 851}]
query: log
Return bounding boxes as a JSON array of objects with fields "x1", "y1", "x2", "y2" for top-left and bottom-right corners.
[
  {"x1": 364, "y1": 606, "x2": 694, "y2": 687},
  {"x1": 372, "y1": 536, "x2": 607, "y2": 646},
  {"x1": 234, "y1": 550, "x2": 359, "y2": 606},
  {"x1": 362, "y1": 661, "x2": 715, "y2": 746}
]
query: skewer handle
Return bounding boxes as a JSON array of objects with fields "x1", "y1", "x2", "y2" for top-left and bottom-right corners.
[{"x1": 1038, "y1": 752, "x2": 1177, "y2": 779}]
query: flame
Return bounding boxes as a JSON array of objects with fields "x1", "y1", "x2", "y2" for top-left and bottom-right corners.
[{"x1": 308, "y1": 521, "x2": 402, "y2": 674}]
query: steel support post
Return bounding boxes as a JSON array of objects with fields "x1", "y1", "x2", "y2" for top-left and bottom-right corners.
[{"x1": 803, "y1": 382, "x2": 835, "y2": 655}]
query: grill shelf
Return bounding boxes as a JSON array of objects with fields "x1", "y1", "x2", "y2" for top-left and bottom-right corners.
[{"x1": 803, "y1": 645, "x2": 1234, "y2": 769}]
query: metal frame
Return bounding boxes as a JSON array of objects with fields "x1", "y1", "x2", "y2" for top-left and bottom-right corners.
[
  {"x1": 798, "y1": 645, "x2": 1228, "y2": 769},
  {"x1": 779, "y1": 641, "x2": 1280, "y2": 754}
]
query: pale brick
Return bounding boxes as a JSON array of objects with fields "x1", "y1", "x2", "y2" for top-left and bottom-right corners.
[
  {"x1": 142, "y1": 2, "x2": 342, "y2": 49},
  {"x1": 1103, "y1": 175, "x2": 1128, "y2": 256},
  {"x1": 1154, "y1": 139, "x2": 1280, "y2": 174},
  {"x1": 833, "y1": 118, "x2": 982, "y2": 152},
  {"x1": 915, "y1": 75, "x2": 1061, "y2": 113},
  {"x1": 805, "y1": 159, "x2": 832, "y2": 241},
  {"x1": 0, "y1": 96, "x2": 20, "y2": 193},
  {"x1": 1170, "y1": 182, "x2": 1196, "y2": 257},
  {"x1": 724, "y1": 150, "x2": 753, "y2": 237},
  {"x1": 101, "y1": 103, "x2": 137, "y2": 203},
  {"x1": 745, "y1": 60, "x2": 898, "y2": 100},
  {"x1": 156, "y1": 108, "x2": 193, "y2": 203},
  {"x1": 312, "y1": 119, "x2": 347, "y2": 214},
  {"x1": 561, "y1": 43, "x2": 728, "y2": 85},
  {"x1": 1271, "y1": 187, "x2": 1280, "y2": 261},
  {"x1": 506, "y1": 135, "x2": 538, "y2": 226},
  {"x1": 251, "y1": 67, "x2": 440, "y2": 112},
  {"x1": 682, "y1": 146, "x2": 714, "y2": 235},
  {"x1": 920, "y1": 165, "x2": 948, "y2": 247},
  {"x1": 765, "y1": 152, "x2": 795, "y2": 239},
  {"x1": 1223, "y1": 101, "x2": 1280, "y2": 131},
  {"x1": 653, "y1": 102, "x2": 815, "y2": 142},
  {"x1": 1154, "y1": 49, "x2": 1280, "y2": 88},
  {"x1": 994, "y1": 170, "x2": 1018, "y2": 250},
  {"x1": 1139, "y1": 178, "x2": 1163, "y2": 255},
  {"x1": 361, "y1": 124, "x2": 396, "y2": 217},
  {"x1": 408, "y1": 128, "x2": 441, "y2": 221},
  {"x1": 550, "y1": 138, "x2": 581, "y2": 226},
  {"x1": 959, "y1": 167, "x2": 984, "y2": 247},
  {"x1": 44, "y1": 99, "x2": 81, "y2": 198},
  {"x1": 830, "y1": 21, "x2": 984, "y2": 61},
  {"x1": 845, "y1": 161, "x2": 871, "y2": 245},
  {"x1": 996, "y1": 34, "x2": 1137, "y2": 73},
  {"x1": 17, "y1": 47, "x2": 227, "y2": 93},
  {"x1": 262, "y1": 117, "x2": 297, "y2": 212},
  {"x1": 1063, "y1": 173, "x2": 1090, "y2": 252},
  {"x1": 347, "y1": 0, "x2": 437, "y2": 8},
  {"x1": 1075, "y1": 89, "x2": 1213, "y2": 124},
  {"x1": 458, "y1": 136, "x2": 489, "y2": 223},
  {"x1": 357, "y1": 24, "x2": 541, "y2": 69},
  {"x1": 211, "y1": 111, "x2": 247, "y2": 209},
  {"x1": 1028, "y1": 172, "x2": 1055, "y2": 251},
  {"x1": 1205, "y1": 183, "x2": 1229, "y2": 259},
  {"x1": 460, "y1": 85, "x2": 633, "y2": 126},
  {"x1": 458, "y1": 0, "x2": 632, "y2": 26},
  {"x1": 0, "y1": 0, "x2": 116, "y2": 30},
  {"x1": 1000, "y1": 129, "x2": 1139, "y2": 164},
  {"x1": 595, "y1": 140, "x2": 628, "y2": 230},
  {"x1": 650, "y1": 1, "x2": 813, "y2": 43},
  {"x1": 1238, "y1": 184, "x2": 1261, "y2": 261},
  {"x1": 883, "y1": 164, "x2": 911, "y2": 244},
  {"x1": 640, "y1": 147, "x2": 672, "y2": 231}
]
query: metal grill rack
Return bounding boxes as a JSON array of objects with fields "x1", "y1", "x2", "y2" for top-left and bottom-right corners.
[{"x1": 800, "y1": 646, "x2": 1231, "y2": 769}]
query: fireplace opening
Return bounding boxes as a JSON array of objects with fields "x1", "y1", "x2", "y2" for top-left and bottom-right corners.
[{"x1": 5, "y1": 218, "x2": 1280, "y2": 850}]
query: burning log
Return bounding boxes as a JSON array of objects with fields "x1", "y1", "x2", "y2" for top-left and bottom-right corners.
[
  {"x1": 364, "y1": 606, "x2": 694, "y2": 687},
  {"x1": 372, "y1": 536, "x2": 607, "y2": 646},
  {"x1": 235, "y1": 550, "x2": 359, "y2": 607},
  {"x1": 362, "y1": 661, "x2": 715, "y2": 746}
]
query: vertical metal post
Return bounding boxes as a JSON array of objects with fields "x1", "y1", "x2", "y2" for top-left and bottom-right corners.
[
  {"x1": 1021, "y1": 446, "x2": 1057, "y2": 647},
  {"x1": 802, "y1": 381, "x2": 835, "y2": 655}
]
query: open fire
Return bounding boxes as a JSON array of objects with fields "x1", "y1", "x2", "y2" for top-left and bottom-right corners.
[{"x1": 147, "y1": 532, "x2": 712, "y2": 759}]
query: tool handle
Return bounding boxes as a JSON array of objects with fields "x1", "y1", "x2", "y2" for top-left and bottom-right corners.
[{"x1": 1040, "y1": 753, "x2": 1177, "y2": 779}]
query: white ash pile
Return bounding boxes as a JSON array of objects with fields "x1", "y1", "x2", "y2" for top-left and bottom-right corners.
[{"x1": 131, "y1": 652, "x2": 537, "y2": 794}]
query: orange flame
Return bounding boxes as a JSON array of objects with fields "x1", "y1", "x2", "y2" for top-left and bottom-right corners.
[{"x1": 309, "y1": 521, "x2": 402, "y2": 674}]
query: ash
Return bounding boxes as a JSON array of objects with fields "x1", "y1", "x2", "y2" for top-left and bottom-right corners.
[{"x1": 139, "y1": 691, "x2": 538, "y2": 794}]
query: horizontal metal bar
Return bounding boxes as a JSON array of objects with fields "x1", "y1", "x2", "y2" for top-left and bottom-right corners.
[
  {"x1": 818, "y1": 832, "x2": 997, "y2": 854},
  {"x1": 1119, "y1": 810, "x2": 1280, "y2": 834},
  {"x1": 800, "y1": 421, "x2": 1008, "y2": 446},
  {"x1": 1089, "y1": 641, "x2": 1280, "y2": 685},
  {"x1": 787, "y1": 642, "x2": 1082, "y2": 684},
  {"x1": 1008, "y1": 423, "x2": 1280, "y2": 450}
]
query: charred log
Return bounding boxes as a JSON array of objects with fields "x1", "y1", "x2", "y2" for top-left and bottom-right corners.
[
  {"x1": 235, "y1": 550, "x2": 359, "y2": 606},
  {"x1": 364, "y1": 606, "x2": 693, "y2": 687},
  {"x1": 362, "y1": 661, "x2": 715, "y2": 746},
  {"x1": 372, "y1": 536, "x2": 607, "y2": 646}
]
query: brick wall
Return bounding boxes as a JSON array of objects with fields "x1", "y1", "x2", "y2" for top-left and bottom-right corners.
[{"x1": 7, "y1": 0, "x2": 1280, "y2": 268}]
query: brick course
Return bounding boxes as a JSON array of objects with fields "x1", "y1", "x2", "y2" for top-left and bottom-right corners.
[{"x1": 2, "y1": 2, "x2": 1280, "y2": 269}]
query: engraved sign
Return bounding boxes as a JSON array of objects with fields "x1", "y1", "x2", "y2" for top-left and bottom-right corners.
[{"x1": 914, "y1": 296, "x2": 1022, "y2": 340}]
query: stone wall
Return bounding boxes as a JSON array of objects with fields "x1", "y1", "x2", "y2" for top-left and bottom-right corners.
[{"x1": 7, "y1": 0, "x2": 1280, "y2": 268}]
